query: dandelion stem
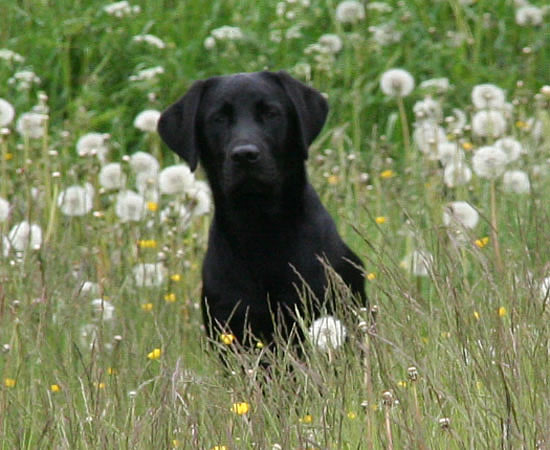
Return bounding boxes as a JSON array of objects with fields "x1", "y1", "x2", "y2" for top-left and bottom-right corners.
[
  {"x1": 490, "y1": 180, "x2": 503, "y2": 272},
  {"x1": 363, "y1": 324, "x2": 374, "y2": 450},
  {"x1": 397, "y1": 97, "x2": 412, "y2": 164}
]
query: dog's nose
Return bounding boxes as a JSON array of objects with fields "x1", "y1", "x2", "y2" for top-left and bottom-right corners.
[{"x1": 231, "y1": 144, "x2": 260, "y2": 165}]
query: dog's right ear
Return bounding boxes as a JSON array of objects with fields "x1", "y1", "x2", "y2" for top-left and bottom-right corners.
[{"x1": 157, "y1": 80, "x2": 206, "y2": 172}]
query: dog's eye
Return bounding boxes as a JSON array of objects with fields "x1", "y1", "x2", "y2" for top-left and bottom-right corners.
[
  {"x1": 260, "y1": 106, "x2": 281, "y2": 120},
  {"x1": 211, "y1": 112, "x2": 227, "y2": 124}
]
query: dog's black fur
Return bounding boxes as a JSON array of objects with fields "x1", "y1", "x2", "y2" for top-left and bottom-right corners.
[{"x1": 158, "y1": 71, "x2": 366, "y2": 345}]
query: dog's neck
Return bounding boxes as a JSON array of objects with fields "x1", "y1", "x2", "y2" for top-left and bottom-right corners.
[{"x1": 212, "y1": 169, "x2": 309, "y2": 240}]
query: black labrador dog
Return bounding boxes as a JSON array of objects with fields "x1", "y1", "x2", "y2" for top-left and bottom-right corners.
[{"x1": 158, "y1": 70, "x2": 365, "y2": 346}]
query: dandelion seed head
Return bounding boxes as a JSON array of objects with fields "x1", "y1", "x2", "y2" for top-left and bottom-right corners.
[
  {"x1": 99, "y1": 162, "x2": 126, "y2": 190},
  {"x1": 413, "y1": 122, "x2": 447, "y2": 159},
  {"x1": 494, "y1": 137, "x2": 523, "y2": 163},
  {"x1": 472, "y1": 110, "x2": 507, "y2": 138},
  {"x1": 335, "y1": 0, "x2": 366, "y2": 24},
  {"x1": 438, "y1": 142, "x2": 465, "y2": 167},
  {"x1": 0, "y1": 197, "x2": 10, "y2": 222},
  {"x1": 472, "y1": 145, "x2": 508, "y2": 179},
  {"x1": 318, "y1": 34, "x2": 343, "y2": 53},
  {"x1": 0, "y1": 99, "x2": 15, "y2": 127},
  {"x1": 210, "y1": 26, "x2": 243, "y2": 41},
  {"x1": 7, "y1": 221, "x2": 42, "y2": 252},
  {"x1": 91, "y1": 298, "x2": 115, "y2": 321},
  {"x1": 308, "y1": 315, "x2": 347, "y2": 351},
  {"x1": 58, "y1": 184, "x2": 94, "y2": 216},
  {"x1": 115, "y1": 190, "x2": 146, "y2": 222},
  {"x1": 502, "y1": 170, "x2": 530, "y2": 194},
  {"x1": 159, "y1": 164, "x2": 195, "y2": 195},
  {"x1": 380, "y1": 68, "x2": 415, "y2": 97},
  {"x1": 16, "y1": 112, "x2": 47, "y2": 139},
  {"x1": 472, "y1": 84, "x2": 506, "y2": 110},
  {"x1": 515, "y1": 5, "x2": 543, "y2": 26},
  {"x1": 129, "y1": 66, "x2": 164, "y2": 82},
  {"x1": 133, "y1": 109, "x2": 161, "y2": 133},
  {"x1": 443, "y1": 201, "x2": 479, "y2": 229},
  {"x1": 413, "y1": 97, "x2": 443, "y2": 123},
  {"x1": 401, "y1": 249, "x2": 433, "y2": 277},
  {"x1": 0, "y1": 48, "x2": 25, "y2": 63},
  {"x1": 76, "y1": 132, "x2": 109, "y2": 160},
  {"x1": 132, "y1": 262, "x2": 167, "y2": 287}
]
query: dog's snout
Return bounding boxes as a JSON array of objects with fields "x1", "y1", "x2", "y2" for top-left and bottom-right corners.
[{"x1": 231, "y1": 144, "x2": 260, "y2": 165}]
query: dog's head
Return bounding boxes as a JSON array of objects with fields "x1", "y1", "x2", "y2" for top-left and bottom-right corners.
[{"x1": 157, "y1": 71, "x2": 328, "y2": 202}]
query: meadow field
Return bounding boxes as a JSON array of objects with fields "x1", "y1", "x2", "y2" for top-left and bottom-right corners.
[{"x1": 1, "y1": 0, "x2": 549, "y2": 448}]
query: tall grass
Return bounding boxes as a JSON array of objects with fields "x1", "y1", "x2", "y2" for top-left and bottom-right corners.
[{"x1": 1, "y1": 0, "x2": 549, "y2": 448}]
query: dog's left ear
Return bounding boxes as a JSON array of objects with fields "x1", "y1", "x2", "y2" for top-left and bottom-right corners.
[
  {"x1": 157, "y1": 80, "x2": 206, "y2": 171},
  {"x1": 266, "y1": 70, "x2": 328, "y2": 159}
]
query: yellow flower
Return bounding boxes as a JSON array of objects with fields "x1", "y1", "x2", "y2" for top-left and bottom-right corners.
[
  {"x1": 347, "y1": 411, "x2": 357, "y2": 419},
  {"x1": 172, "y1": 440, "x2": 180, "y2": 448},
  {"x1": 327, "y1": 174, "x2": 339, "y2": 185},
  {"x1": 220, "y1": 333, "x2": 235, "y2": 345},
  {"x1": 164, "y1": 292, "x2": 176, "y2": 303},
  {"x1": 50, "y1": 384, "x2": 61, "y2": 392},
  {"x1": 397, "y1": 380, "x2": 407, "y2": 388},
  {"x1": 461, "y1": 141, "x2": 474, "y2": 151},
  {"x1": 256, "y1": 340, "x2": 264, "y2": 349},
  {"x1": 380, "y1": 169, "x2": 395, "y2": 179},
  {"x1": 147, "y1": 348, "x2": 162, "y2": 360},
  {"x1": 4, "y1": 378, "x2": 16, "y2": 388},
  {"x1": 4, "y1": 153, "x2": 13, "y2": 161},
  {"x1": 147, "y1": 201, "x2": 158, "y2": 212},
  {"x1": 515, "y1": 120, "x2": 527, "y2": 130},
  {"x1": 475, "y1": 237, "x2": 489, "y2": 248},
  {"x1": 211, "y1": 446, "x2": 228, "y2": 450},
  {"x1": 498, "y1": 306, "x2": 507, "y2": 317},
  {"x1": 231, "y1": 402, "x2": 250, "y2": 415},
  {"x1": 375, "y1": 216, "x2": 387, "y2": 224},
  {"x1": 299, "y1": 414, "x2": 313, "y2": 424},
  {"x1": 367, "y1": 272, "x2": 376, "y2": 281},
  {"x1": 473, "y1": 311, "x2": 480, "y2": 320},
  {"x1": 107, "y1": 367, "x2": 117, "y2": 375},
  {"x1": 170, "y1": 274, "x2": 182, "y2": 282},
  {"x1": 94, "y1": 382, "x2": 106, "y2": 389},
  {"x1": 138, "y1": 239, "x2": 158, "y2": 249},
  {"x1": 141, "y1": 302, "x2": 154, "y2": 312}
]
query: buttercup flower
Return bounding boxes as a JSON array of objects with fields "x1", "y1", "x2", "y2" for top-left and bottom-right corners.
[
  {"x1": 472, "y1": 146, "x2": 508, "y2": 179},
  {"x1": 0, "y1": 98, "x2": 15, "y2": 127},
  {"x1": 335, "y1": 0, "x2": 366, "y2": 24},
  {"x1": 502, "y1": 170, "x2": 530, "y2": 194},
  {"x1": 58, "y1": 184, "x2": 94, "y2": 216},
  {"x1": 231, "y1": 402, "x2": 250, "y2": 415},
  {"x1": 133, "y1": 109, "x2": 161, "y2": 133},
  {"x1": 16, "y1": 112, "x2": 48, "y2": 139},
  {"x1": 147, "y1": 347, "x2": 162, "y2": 359},
  {"x1": 133, "y1": 262, "x2": 167, "y2": 287},
  {"x1": 99, "y1": 163, "x2": 126, "y2": 190},
  {"x1": 115, "y1": 190, "x2": 146, "y2": 222},
  {"x1": 308, "y1": 315, "x2": 347, "y2": 351},
  {"x1": 159, "y1": 164, "x2": 195, "y2": 195},
  {"x1": 443, "y1": 201, "x2": 479, "y2": 229},
  {"x1": 471, "y1": 84, "x2": 506, "y2": 110},
  {"x1": 380, "y1": 68, "x2": 415, "y2": 97},
  {"x1": 472, "y1": 110, "x2": 507, "y2": 138}
]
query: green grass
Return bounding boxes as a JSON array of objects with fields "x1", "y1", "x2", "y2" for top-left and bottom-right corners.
[{"x1": 1, "y1": 0, "x2": 550, "y2": 448}]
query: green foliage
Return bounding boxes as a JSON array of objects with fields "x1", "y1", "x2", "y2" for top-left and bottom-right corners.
[{"x1": 0, "y1": 0, "x2": 550, "y2": 447}]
